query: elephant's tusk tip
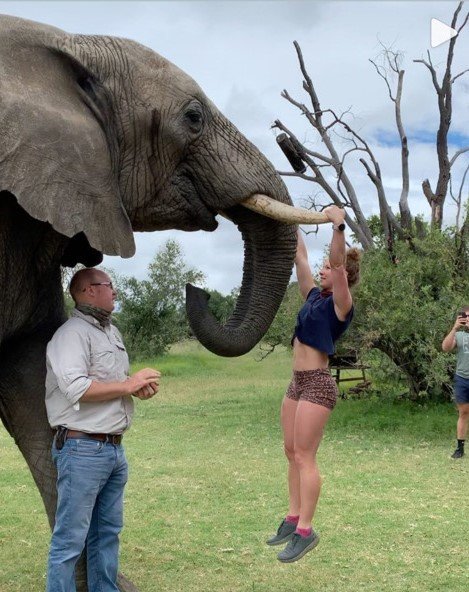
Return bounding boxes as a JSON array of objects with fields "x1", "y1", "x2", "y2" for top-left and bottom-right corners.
[{"x1": 241, "y1": 194, "x2": 330, "y2": 225}]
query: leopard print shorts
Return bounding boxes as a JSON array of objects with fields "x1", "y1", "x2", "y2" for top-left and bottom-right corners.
[{"x1": 285, "y1": 369, "x2": 338, "y2": 410}]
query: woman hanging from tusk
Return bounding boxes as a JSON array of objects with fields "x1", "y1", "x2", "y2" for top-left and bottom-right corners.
[{"x1": 266, "y1": 204, "x2": 361, "y2": 563}]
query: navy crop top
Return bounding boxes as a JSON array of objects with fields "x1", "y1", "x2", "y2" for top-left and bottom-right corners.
[{"x1": 292, "y1": 287, "x2": 354, "y2": 355}]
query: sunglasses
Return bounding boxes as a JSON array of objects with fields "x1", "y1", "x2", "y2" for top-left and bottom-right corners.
[{"x1": 83, "y1": 282, "x2": 114, "y2": 292}]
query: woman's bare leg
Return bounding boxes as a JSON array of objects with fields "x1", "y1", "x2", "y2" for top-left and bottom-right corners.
[
  {"x1": 293, "y1": 401, "x2": 331, "y2": 529},
  {"x1": 280, "y1": 396, "x2": 300, "y2": 516}
]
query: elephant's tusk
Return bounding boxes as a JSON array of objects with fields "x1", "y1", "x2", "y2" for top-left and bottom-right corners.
[{"x1": 240, "y1": 194, "x2": 330, "y2": 225}]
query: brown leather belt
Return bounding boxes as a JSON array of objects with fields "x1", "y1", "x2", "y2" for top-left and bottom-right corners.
[{"x1": 64, "y1": 429, "x2": 123, "y2": 445}]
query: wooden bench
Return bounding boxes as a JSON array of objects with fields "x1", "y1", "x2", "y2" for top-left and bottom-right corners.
[{"x1": 329, "y1": 353, "x2": 371, "y2": 394}]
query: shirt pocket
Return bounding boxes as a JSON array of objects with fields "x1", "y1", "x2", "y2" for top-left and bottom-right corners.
[
  {"x1": 113, "y1": 340, "x2": 130, "y2": 375},
  {"x1": 90, "y1": 348, "x2": 118, "y2": 381}
]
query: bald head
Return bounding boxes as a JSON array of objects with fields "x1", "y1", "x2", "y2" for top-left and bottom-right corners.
[{"x1": 69, "y1": 268, "x2": 109, "y2": 305}]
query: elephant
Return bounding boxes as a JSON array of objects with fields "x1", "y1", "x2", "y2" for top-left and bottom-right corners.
[{"x1": 0, "y1": 14, "x2": 322, "y2": 591}]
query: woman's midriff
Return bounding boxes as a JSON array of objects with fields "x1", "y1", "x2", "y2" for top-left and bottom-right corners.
[{"x1": 292, "y1": 337, "x2": 329, "y2": 371}]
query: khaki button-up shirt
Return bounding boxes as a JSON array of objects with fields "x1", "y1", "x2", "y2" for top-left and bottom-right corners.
[{"x1": 45, "y1": 309, "x2": 134, "y2": 434}]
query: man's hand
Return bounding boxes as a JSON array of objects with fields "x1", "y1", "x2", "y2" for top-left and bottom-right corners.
[
  {"x1": 443, "y1": 314, "x2": 467, "y2": 352},
  {"x1": 133, "y1": 382, "x2": 159, "y2": 400},
  {"x1": 323, "y1": 205, "x2": 345, "y2": 225},
  {"x1": 454, "y1": 315, "x2": 468, "y2": 331},
  {"x1": 126, "y1": 368, "x2": 161, "y2": 396}
]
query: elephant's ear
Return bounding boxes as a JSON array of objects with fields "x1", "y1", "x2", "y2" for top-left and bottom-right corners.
[{"x1": 0, "y1": 18, "x2": 135, "y2": 257}]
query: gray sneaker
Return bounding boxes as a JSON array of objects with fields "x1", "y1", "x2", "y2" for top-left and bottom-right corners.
[
  {"x1": 277, "y1": 531, "x2": 320, "y2": 562},
  {"x1": 266, "y1": 519, "x2": 297, "y2": 546}
]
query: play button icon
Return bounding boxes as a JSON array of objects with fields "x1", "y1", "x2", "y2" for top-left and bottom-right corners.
[{"x1": 431, "y1": 18, "x2": 458, "y2": 48}]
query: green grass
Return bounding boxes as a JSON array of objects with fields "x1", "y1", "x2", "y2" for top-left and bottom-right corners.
[{"x1": 0, "y1": 341, "x2": 467, "y2": 592}]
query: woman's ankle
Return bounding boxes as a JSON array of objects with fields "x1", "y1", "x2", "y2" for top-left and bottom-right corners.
[
  {"x1": 285, "y1": 514, "x2": 299, "y2": 524},
  {"x1": 295, "y1": 525, "x2": 312, "y2": 538}
]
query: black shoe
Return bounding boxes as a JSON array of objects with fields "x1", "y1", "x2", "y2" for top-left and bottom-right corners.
[
  {"x1": 451, "y1": 448, "x2": 464, "y2": 459},
  {"x1": 266, "y1": 519, "x2": 297, "y2": 546},
  {"x1": 277, "y1": 531, "x2": 320, "y2": 563}
]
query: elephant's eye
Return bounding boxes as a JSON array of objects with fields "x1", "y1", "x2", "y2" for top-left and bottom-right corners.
[{"x1": 184, "y1": 108, "x2": 203, "y2": 133}]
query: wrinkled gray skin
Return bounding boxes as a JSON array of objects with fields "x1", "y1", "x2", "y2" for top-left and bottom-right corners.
[{"x1": 0, "y1": 15, "x2": 297, "y2": 591}]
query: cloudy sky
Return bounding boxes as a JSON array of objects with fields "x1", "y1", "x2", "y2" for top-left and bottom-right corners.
[{"x1": 2, "y1": 1, "x2": 468, "y2": 292}]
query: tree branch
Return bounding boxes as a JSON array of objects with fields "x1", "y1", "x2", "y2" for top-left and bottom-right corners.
[
  {"x1": 293, "y1": 40, "x2": 324, "y2": 128},
  {"x1": 422, "y1": 179, "x2": 434, "y2": 206},
  {"x1": 274, "y1": 114, "x2": 373, "y2": 248},
  {"x1": 451, "y1": 68, "x2": 469, "y2": 84},
  {"x1": 449, "y1": 146, "x2": 469, "y2": 168},
  {"x1": 276, "y1": 170, "x2": 316, "y2": 182},
  {"x1": 414, "y1": 52, "x2": 441, "y2": 95},
  {"x1": 370, "y1": 58, "x2": 395, "y2": 101}
]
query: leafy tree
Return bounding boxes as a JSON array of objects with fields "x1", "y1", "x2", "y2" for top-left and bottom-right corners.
[
  {"x1": 206, "y1": 288, "x2": 239, "y2": 324},
  {"x1": 353, "y1": 229, "x2": 469, "y2": 401},
  {"x1": 114, "y1": 240, "x2": 205, "y2": 359},
  {"x1": 262, "y1": 281, "x2": 303, "y2": 355}
]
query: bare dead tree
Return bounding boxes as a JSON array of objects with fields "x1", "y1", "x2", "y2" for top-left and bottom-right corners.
[
  {"x1": 275, "y1": 2, "x2": 468, "y2": 256},
  {"x1": 273, "y1": 114, "x2": 374, "y2": 249},
  {"x1": 450, "y1": 161, "x2": 469, "y2": 228},
  {"x1": 273, "y1": 40, "x2": 409, "y2": 257},
  {"x1": 414, "y1": 1, "x2": 469, "y2": 228},
  {"x1": 370, "y1": 44, "x2": 412, "y2": 231}
]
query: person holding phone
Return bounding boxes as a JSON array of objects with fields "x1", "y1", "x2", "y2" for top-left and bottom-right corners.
[{"x1": 442, "y1": 306, "x2": 469, "y2": 459}]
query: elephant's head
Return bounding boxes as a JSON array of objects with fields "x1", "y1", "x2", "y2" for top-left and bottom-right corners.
[{"x1": 0, "y1": 15, "x2": 320, "y2": 356}]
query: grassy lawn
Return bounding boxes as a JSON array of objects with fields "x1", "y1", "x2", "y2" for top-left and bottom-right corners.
[{"x1": 0, "y1": 341, "x2": 467, "y2": 592}]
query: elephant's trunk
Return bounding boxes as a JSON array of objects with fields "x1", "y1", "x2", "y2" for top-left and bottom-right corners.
[{"x1": 186, "y1": 206, "x2": 297, "y2": 357}]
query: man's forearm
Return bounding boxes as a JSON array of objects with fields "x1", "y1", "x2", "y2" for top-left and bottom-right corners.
[
  {"x1": 442, "y1": 327, "x2": 457, "y2": 352},
  {"x1": 80, "y1": 379, "x2": 130, "y2": 402},
  {"x1": 79, "y1": 368, "x2": 160, "y2": 402}
]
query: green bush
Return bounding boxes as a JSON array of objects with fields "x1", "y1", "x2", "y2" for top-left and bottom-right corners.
[
  {"x1": 114, "y1": 240, "x2": 205, "y2": 359},
  {"x1": 352, "y1": 230, "x2": 469, "y2": 401}
]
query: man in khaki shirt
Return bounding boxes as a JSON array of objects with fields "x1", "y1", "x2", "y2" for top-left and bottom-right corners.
[{"x1": 45, "y1": 267, "x2": 160, "y2": 592}]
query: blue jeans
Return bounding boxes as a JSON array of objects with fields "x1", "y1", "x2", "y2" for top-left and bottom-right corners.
[{"x1": 46, "y1": 437, "x2": 128, "y2": 592}]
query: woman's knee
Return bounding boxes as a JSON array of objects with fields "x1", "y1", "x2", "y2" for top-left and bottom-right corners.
[
  {"x1": 293, "y1": 446, "x2": 316, "y2": 468},
  {"x1": 284, "y1": 442, "x2": 295, "y2": 462}
]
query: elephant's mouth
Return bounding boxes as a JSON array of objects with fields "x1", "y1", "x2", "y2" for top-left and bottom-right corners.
[
  {"x1": 180, "y1": 171, "x2": 219, "y2": 231},
  {"x1": 188, "y1": 197, "x2": 219, "y2": 231}
]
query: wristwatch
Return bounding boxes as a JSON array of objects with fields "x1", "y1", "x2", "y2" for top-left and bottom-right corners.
[{"x1": 332, "y1": 223, "x2": 346, "y2": 231}]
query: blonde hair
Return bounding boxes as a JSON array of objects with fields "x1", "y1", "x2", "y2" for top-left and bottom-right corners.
[{"x1": 345, "y1": 248, "x2": 361, "y2": 288}]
